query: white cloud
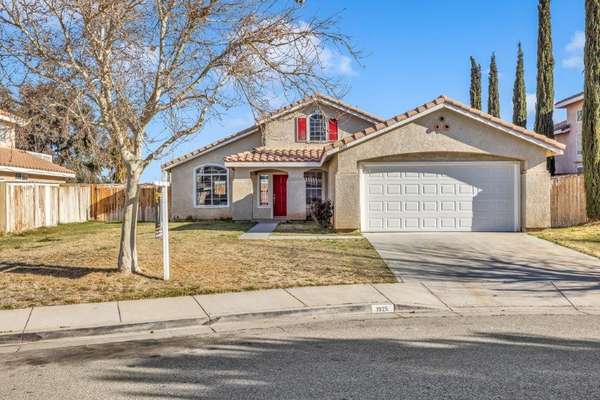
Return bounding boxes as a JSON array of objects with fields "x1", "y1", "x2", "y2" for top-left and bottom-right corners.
[
  {"x1": 562, "y1": 55, "x2": 584, "y2": 69},
  {"x1": 566, "y1": 31, "x2": 585, "y2": 52},
  {"x1": 562, "y1": 31, "x2": 585, "y2": 70},
  {"x1": 526, "y1": 92, "x2": 537, "y2": 113},
  {"x1": 323, "y1": 53, "x2": 357, "y2": 77}
]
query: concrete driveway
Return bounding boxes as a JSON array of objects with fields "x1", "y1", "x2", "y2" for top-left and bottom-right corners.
[{"x1": 364, "y1": 232, "x2": 600, "y2": 314}]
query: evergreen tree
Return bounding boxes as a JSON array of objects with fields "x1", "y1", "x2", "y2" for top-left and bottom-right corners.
[
  {"x1": 583, "y1": 0, "x2": 600, "y2": 219},
  {"x1": 469, "y1": 57, "x2": 482, "y2": 110},
  {"x1": 513, "y1": 43, "x2": 527, "y2": 127},
  {"x1": 488, "y1": 53, "x2": 500, "y2": 117},
  {"x1": 535, "y1": 0, "x2": 555, "y2": 172}
]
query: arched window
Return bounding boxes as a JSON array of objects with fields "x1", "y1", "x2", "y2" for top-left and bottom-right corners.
[
  {"x1": 309, "y1": 112, "x2": 326, "y2": 141},
  {"x1": 195, "y1": 165, "x2": 228, "y2": 207}
]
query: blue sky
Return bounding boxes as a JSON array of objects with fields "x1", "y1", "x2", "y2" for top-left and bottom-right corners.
[{"x1": 142, "y1": 0, "x2": 585, "y2": 182}]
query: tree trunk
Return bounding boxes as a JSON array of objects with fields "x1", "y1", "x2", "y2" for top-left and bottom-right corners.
[
  {"x1": 584, "y1": 0, "x2": 600, "y2": 220},
  {"x1": 118, "y1": 166, "x2": 142, "y2": 273}
]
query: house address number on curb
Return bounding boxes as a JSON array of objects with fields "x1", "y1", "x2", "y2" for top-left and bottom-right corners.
[{"x1": 371, "y1": 304, "x2": 394, "y2": 313}]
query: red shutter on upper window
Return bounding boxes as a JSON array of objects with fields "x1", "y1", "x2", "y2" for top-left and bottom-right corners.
[
  {"x1": 327, "y1": 118, "x2": 338, "y2": 141},
  {"x1": 296, "y1": 117, "x2": 307, "y2": 142}
]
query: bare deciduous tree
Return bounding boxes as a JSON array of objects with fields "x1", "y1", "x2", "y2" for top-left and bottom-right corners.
[{"x1": 0, "y1": 0, "x2": 357, "y2": 273}]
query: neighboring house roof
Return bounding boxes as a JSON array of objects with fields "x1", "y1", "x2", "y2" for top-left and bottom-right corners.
[
  {"x1": 554, "y1": 120, "x2": 570, "y2": 135},
  {"x1": 162, "y1": 93, "x2": 383, "y2": 171},
  {"x1": 0, "y1": 147, "x2": 75, "y2": 178},
  {"x1": 322, "y1": 95, "x2": 566, "y2": 159},
  {"x1": 555, "y1": 92, "x2": 583, "y2": 108},
  {"x1": 224, "y1": 147, "x2": 323, "y2": 164},
  {"x1": 0, "y1": 109, "x2": 25, "y2": 125}
]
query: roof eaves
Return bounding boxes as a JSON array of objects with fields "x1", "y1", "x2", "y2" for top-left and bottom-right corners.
[
  {"x1": 322, "y1": 95, "x2": 565, "y2": 161},
  {"x1": 256, "y1": 93, "x2": 384, "y2": 124},
  {"x1": 555, "y1": 92, "x2": 583, "y2": 108},
  {"x1": 161, "y1": 125, "x2": 258, "y2": 170}
]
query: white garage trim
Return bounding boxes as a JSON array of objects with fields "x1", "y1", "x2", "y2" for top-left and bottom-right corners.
[{"x1": 359, "y1": 161, "x2": 521, "y2": 232}]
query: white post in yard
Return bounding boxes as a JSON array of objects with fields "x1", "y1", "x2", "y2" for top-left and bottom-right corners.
[{"x1": 155, "y1": 173, "x2": 171, "y2": 281}]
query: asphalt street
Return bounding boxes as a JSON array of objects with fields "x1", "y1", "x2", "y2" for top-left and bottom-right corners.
[{"x1": 2, "y1": 314, "x2": 600, "y2": 399}]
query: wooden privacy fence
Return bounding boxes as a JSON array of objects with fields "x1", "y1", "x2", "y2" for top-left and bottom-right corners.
[
  {"x1": 90, "y1": 184, "x2": 159, "y2": 222},
  {"x1": 0, "y1": 182, "x2": 163, "y2": 233},
  {"x1": 551, "y1": 174, "x2": 587, "y2": 228},
  {"x1": 59, "y1": 184, "x2": 91, "y2": 223},
  {"x1": 0, "y1": 182, "x2": 60, "y2": 234}
]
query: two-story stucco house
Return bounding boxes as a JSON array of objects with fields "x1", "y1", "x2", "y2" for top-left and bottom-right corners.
[
  {"x1": 162, "y1": 94, "x2": 565, "y2": 232},
  {"x1": 554, "y1": 92, "x2": 584, "y2": 174},
  {"x1": 0, "y1": 110, "x2": 75, "y2": 183}
]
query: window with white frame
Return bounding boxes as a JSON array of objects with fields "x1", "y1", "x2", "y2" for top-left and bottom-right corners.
[
  {"x1": 576, "y1": 109, "x2": 583, "y2": 123},
  {"x1": 195, "y1": 165, "x2": 228, "y2": 207},
  {"x1": 258, "y1": 174, "x2": 269, "y2": 207},
  {"x1": 309, "y1": 112, "x2": 326, "y2": 142},
  {"x1": 577, "y1": 132, "x2": 583, "y2": 155},
  {"x1": 305, "y1": 171, "x2": 323, "y2": 214}
]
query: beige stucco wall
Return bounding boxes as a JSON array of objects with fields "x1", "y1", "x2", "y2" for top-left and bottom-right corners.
[
  {"x1": 325, "y1": 156, "x2": 337, "y2": 203},
  {"x1": 167, "y1": 99, "x2": 378, "y2": 220},
  {"x1": 263, "y1": 103, "x2": 375, "y2": 149},
  {"x1": 168, "y1": 131, "x2": 261, "y2": 220},
  {"x1": 555, "y1": 99, "x2": 583, "y2": 174},
  {"x1": 332, "y1": 109, "x2": 554, "y2": 230}
]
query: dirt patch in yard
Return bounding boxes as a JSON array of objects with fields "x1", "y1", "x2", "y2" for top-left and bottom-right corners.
[
  {"x1": 273, "y1": 221, "x2": 360, "y2": 236},
  {"x1": 0, "y1": 221, "x2": 394, "y2": 309},
  {"x1": 530, "y1": 222, "x2": 600, "y2": 259}
]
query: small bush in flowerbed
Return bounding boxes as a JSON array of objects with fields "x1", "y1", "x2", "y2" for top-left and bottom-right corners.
[{"x1": 310, "y1": 200, "x2": 334, "y2": 229}]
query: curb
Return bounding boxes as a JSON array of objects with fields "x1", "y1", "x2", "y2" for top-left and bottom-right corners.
[{"x1": 0, "y1": 302, "x2": 410, "y2": 346}]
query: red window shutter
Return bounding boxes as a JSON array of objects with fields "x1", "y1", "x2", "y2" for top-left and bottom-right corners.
[
  {"x1": 296, "y1": 117, "x2": 307, "y2": 142},
  {"x1": 327, "y1": 118, "x2": 338, "y2": 141}
]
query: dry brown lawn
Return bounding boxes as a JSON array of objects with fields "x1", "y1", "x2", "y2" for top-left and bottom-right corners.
[
  {"x1": 0, "y1": 221, "x2": 394, "y2": 309},
  {"x1": 530, "y1": 222, "x2": 600, "y2": 259}
]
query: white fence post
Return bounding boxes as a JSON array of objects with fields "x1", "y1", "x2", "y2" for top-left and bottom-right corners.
[{"x1": 155, "y1": 174, "x2": 171, "y2": 281}]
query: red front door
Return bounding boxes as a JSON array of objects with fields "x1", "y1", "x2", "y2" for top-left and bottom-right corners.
[{"x1": 273, "y1": 175, "x2": 288, "y2": 217}]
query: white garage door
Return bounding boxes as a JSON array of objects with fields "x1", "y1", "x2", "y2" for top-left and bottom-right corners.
[{"x1": 361, "y1": 162, "x2": 519, "y2": 232}]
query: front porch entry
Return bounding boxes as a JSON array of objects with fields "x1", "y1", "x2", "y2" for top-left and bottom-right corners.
[
  {"x1": 273, "y1": 174, "x2": 288, "y2": 217},
  {"x1": 229, "y1": 167, "x2": 327, "y2": 221}
]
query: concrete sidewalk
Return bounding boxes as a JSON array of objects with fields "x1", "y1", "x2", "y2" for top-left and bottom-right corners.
[
  {"x1": 239, "y1": 222, "x2": 279, "y2": 239},
  {"x1": 2, "y1": 281, "x2": 600, "y2": 346}
]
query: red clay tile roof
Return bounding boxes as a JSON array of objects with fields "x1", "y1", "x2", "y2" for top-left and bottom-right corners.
[
  {"x1": 322, "y1": 95, "x2": 566, "y2": 155},
  {"x1": 554, "y1": 120, "x2": 570, "y2": 135},
  {"x1": 0, "y1": 147, "x2": 75, "y2": 175},
  {"x1": 224, "y1": 147, "x2": 324, "y2": 163}
]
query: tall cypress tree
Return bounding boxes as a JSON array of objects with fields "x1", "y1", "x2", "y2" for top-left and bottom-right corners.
[
  {"x1": 488, "y1": 53, "x2": 500, "y2": 117},
  {"x1": 513, "y1": 43, "x2": 527, "y2": 127},
  {"x1": 535, "y1": 0, "x2": 555, "y2": 173},
  {"x1": 583, "y1": 0, "x2": 600, "y2": 219},
  {"x1": 469, "y1": 57, "x2": 482, "y2": 110}
]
